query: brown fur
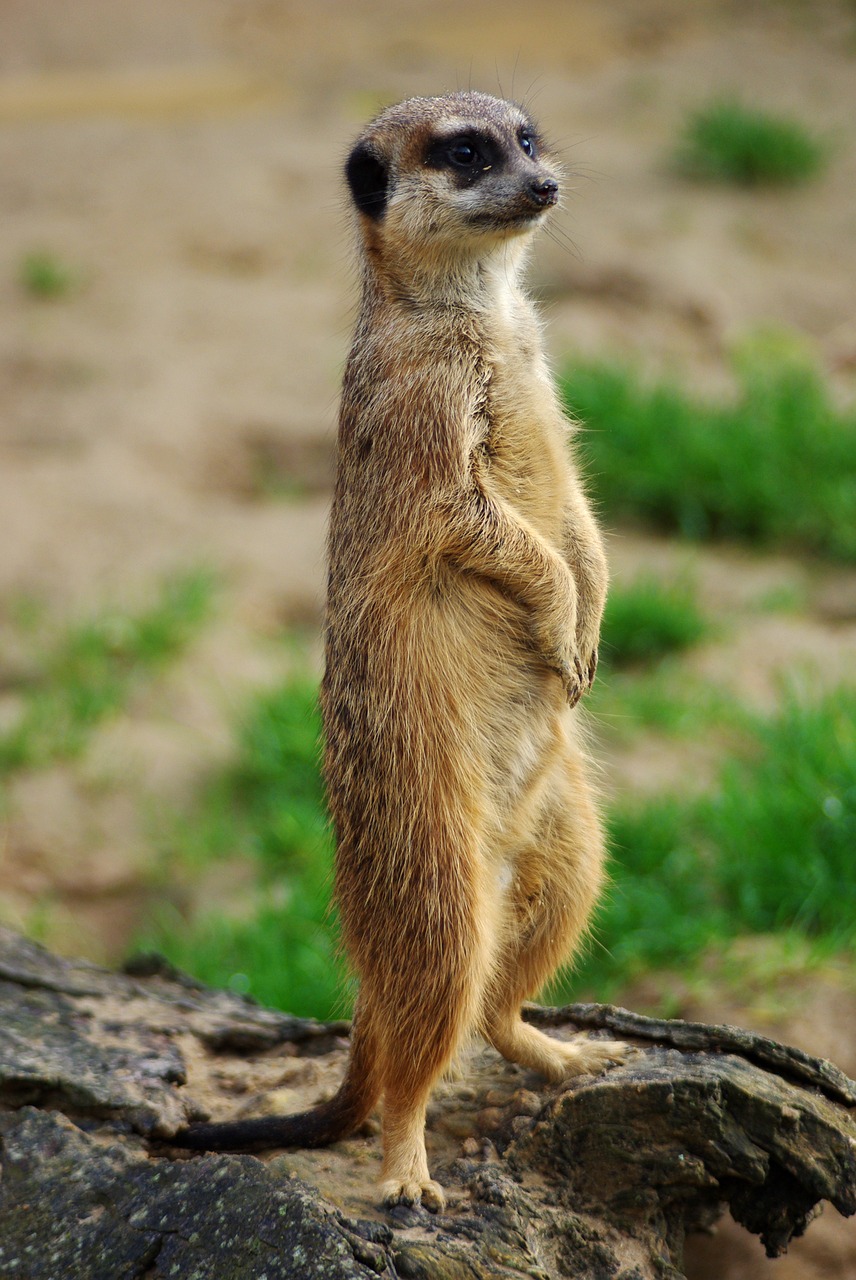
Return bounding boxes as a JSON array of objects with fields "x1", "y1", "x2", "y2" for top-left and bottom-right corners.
[{"x1": 177, "y1": 91, "x2": 626, "y2": 1209}]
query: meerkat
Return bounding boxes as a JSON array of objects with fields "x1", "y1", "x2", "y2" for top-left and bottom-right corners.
[{"x1": 176, "y1": 90, "x2": 627, "y2": 1210}]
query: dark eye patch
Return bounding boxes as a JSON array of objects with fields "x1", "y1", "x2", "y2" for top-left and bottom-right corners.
[{"x1": 424, "y1": 130, "x2": 502, "y2": 182}]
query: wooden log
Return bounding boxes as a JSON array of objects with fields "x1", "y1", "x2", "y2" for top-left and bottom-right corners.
[{"x1": 0, "y1": 925, "x2": 853, "y2": 1279}]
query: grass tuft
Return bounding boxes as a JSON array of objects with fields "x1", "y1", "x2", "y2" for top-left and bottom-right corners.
[
  {"x1": 708, "y1": 689, "x2": 856, "y2": 941},
  {"x1": 143, "y1": 674, "x2": 343, "y2": 1019},
  {"x1": 146, "y1": 893, "x2": 342, "y2": 1020},
  {"x1": 0, "y1": 570, "x2": 216, "y2": 773},
  {"x1": 601, "y1": 578, "x2": 708, "y2": 669},
  {"x1": 19, "y1": 251, "x2": 79, "y2": 299},
  {"x1": 160, "y1": 674, "x2": 330, "y2": 877},
  {"x1": 564, "y1": 344, "x2": 856, "y2": 560},
  {"x1": 147, "y1": 662, "x2": 856, "y2": 1018},
  {"x1": 673, "y1": 98, "x2": 829, "y2": 186},
  {"x1": 563, "y1": 685, "x2": 856, "y2": 999}
]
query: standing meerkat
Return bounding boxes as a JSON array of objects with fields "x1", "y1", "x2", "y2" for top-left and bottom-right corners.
[{"x1": 177, "y1": 90, "x2": 627, "y2": 1209}]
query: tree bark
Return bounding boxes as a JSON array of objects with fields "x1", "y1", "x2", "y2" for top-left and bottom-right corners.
[{"x1": 0, "y1": 925, "x2": 853, "y2": 1279}]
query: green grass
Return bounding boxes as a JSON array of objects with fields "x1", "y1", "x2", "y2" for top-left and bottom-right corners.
[
  {"x1": 0, "y1": 570, "x2": 216, "y2": 773},
  {"x1": 673, "y1": 98, "x2": 829, "y2": 186},
  {"x1": 145, "y1": 890, "x2": 342, "y2": 1020},
  {"x1": 562, "y1": 685, "x2": 856, "y2": 999},
  {"x1": 572, "y1": 797, "x2": 710, "y2": 988},
  {"x1": 591, "y1": 577, "x2": 726, "y2": 744},
  {"x1": 564, "y1": 345, "x2": 856, "y2": 560},
  {"x1": 709, "y1": 691, "x2": 856, "y2": 941},
  {"x1": 145, "y1": 658, "x2": 855, "y2": 1019},
  {"x1": 160, "y1": 675, "x2": 330, "y2": 878},
  {"x1": 19, "y1": 251, "x2": 79, "y2": 299},
  {"x1": 142, "y1": 675, "x2": 343, "y2": 1020},
  {"x1": 589, "y1": 661, "x2": 745, "y2": 743},
  {"x1": 600, "y1": 577, "x2": 708, "y2": 669}
]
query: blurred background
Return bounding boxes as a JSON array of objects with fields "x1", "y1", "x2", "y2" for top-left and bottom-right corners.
[{"x1": 1, "y1": 2, "x2": 855, "y2": 1272}]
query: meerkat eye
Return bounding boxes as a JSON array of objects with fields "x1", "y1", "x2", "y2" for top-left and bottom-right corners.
[
  {"x1": 519, "y1": 132, "x2": 536, "y2": 158},
  {"x1": 447, "y1": 140, "x2": 481, "y2": 168},
  {"x1": 424, "y1": 132, "x2": 496, "y2": 175}
]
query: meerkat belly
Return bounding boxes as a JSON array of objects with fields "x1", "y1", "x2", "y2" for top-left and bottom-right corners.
[
  {"x1": 422, "y1": 564, "x2": 564, "y2": 804},
  {"x1": 419, "y1": 588, "x2": 562, "y2": 881}
]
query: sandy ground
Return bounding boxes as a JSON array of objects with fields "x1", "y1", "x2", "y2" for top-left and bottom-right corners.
[{"x1": 1, "y1": 2, "x2": 855, "y2": 1274}]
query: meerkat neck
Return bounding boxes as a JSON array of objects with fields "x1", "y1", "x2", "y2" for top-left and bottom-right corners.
[{"x1": 363, "y1": 237, "x2": 532, "y2": 314}]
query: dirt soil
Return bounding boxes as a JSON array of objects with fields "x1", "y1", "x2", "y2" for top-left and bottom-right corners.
[{"x1": 1, "y1": 3, "x2": 855, "y2": 1275}]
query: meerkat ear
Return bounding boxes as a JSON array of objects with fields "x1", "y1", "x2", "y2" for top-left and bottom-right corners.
[{"x1": 345, "y1": 142, "x2": 389, "y2": 220}]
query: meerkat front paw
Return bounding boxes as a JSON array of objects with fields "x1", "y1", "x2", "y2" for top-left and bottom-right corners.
[
  {"x1": 380, "y1": 1177, "x2": 446, "y2": 1213},
  {"x1": 551, "y1": 652, "x2": 586, "y2": 708},
  {"x1": 543, "y1": 630, "x2": 601, "y2": 705}
]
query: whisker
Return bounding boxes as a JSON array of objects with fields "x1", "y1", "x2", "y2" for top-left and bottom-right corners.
[{"x1": 510, "y1": 50, "x2": 522, "y2": 103}]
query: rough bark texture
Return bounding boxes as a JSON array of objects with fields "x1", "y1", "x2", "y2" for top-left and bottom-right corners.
[{"x1": 0, "y1": 925, "x2": 854, "y2": 1280}]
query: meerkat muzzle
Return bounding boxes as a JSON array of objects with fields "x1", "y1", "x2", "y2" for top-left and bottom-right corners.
[{"x1": 528, "y1": 177, "x2": 560, "y2": 208}]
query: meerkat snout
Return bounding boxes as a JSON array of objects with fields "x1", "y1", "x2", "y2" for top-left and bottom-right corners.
[{"x1": 528, "y1": 176, "x2": 559, "y2": 207}]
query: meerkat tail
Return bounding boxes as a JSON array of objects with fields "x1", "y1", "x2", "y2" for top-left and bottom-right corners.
[{"x1": 174, "y1": 1018, "x2": 378, "y2": 1153}]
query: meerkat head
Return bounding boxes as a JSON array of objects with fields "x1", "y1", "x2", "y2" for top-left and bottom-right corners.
[{"x1": 345, "y1": 92, "x2": 560, "y2": 265}]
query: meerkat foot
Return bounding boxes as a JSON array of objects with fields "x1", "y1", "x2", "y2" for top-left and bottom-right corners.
[
  {"x1": 380, "y1": 1124, "x2": 446, "y2": 1212},
  {"x1": 380, "y1": 1177, "x2": 446, "y2": 1213},
  {"x1": 546, "y1": 1034, "x2": 630, "y2": 1083},
  {"x1": 487, "y1": 1018, "x2": 629, "y2": 1084}
]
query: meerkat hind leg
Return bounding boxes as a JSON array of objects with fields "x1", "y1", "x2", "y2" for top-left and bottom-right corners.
[
  {"x1": 489, "y1": 1014, "x2": 628, "y2": 1083},
  {"x1": 378, "y1": 963, "x2": 488, "y2": 1211},
  {"x1": 379, "y1": 1088, "x2": 445, "y2": 1212},
  {"x1": 483, "y1": 761, "x2": 629, "y2": 1081},
  {"x1": 372, "y1": 872, "x2": 493, "y2": 1212}
]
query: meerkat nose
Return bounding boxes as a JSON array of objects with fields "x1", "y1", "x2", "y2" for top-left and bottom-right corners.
[{"x1": 528, "y1": 177, "x2": 559, "y2": 207}]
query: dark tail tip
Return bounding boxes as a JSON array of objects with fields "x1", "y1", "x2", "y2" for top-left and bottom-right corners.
[{"x1": 173, "y1": 1094, "x2": 363, "y2": 1154}]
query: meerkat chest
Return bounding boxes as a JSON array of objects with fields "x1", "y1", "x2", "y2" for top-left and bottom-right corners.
[{"x1": 482, "y1": 323, "x2": 571, "y2": 538}]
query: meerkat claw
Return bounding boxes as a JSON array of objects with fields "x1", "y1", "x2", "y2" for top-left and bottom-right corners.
[
  {"x1": 586, "y1": 647, "x2": 599, "y2": 688},
  {"x1": 381, "y1": 1179, "x2": 446, "y2": 1213},
  {"x1": 558, "y1": 657, "x2": 585, "y2": 707}
]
